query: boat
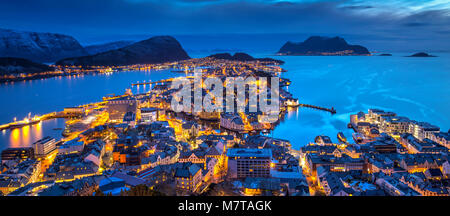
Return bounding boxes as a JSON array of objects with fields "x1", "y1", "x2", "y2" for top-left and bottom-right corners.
[{"x1": 337, "y1": 132, "x2": 347, "y2": 143}]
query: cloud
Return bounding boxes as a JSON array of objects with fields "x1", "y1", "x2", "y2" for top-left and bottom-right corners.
[
  {"x1": 403, "y1": 22, "x2": 428, "y2": 27},
  {"x1": 0, "y1": 0, "x2": 448, "y2": 50},
  {"x1": 340, "y1": 5, "x2": 374, "y2": 10}
]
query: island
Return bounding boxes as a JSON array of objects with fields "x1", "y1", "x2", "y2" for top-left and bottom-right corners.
[
  {"x1": 406, "y1": 52, "x2": 437, "y2": 57},
  {"x1": 378, "y1": 53, "x2": 392, "y2": 56},
  {"x1": 277, "y1": 36, "x2": 370, "y2": 56},
  {"x1": 208, "y1": 52, "x2": 284, "y2": 65}
]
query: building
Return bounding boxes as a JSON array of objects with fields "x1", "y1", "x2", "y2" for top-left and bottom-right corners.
[
  {"x1": 408, "y1": 121, "x2": 440, "y2": 141},
  {"x1": 318, "y1": 173, "x2": 355, "y2": 196},
  {"x1": 44, "y1": 153, "x2": 98, "y2": 182},
  {"x1": 306, "y1": 154, "x2": 365, "y2": 177},
  {"x1": 432, "y1": 132, "x2": 450, "y2": 149},
  {"x1": 181, "y1": 121, "x2": 199, "y2": 140},
  {"x1": 58, "y1": 138, "x2": 84, "y2": 155},
  {"x1": 63, "y1": 107, "x2": 85, "y2": 117},
  {"x1": 400, "y1": 133, "x2": 447, "y2": 154},
  {"x1": 33, "y1": 136, "x2": 57, "y2": 157},
  {"x1": 178, "y1": 150, "x2": 206, "y2": 164},
  {"x1": 220, "y1": 113, "x2": 245, "y2": 131},
  {"x1": 367, "y1": 109, "x2": 396, "y2": 122},
  {"x1": 227, "y1": 148, "x2": 272, "y2": 179},
  {"x1": 364, "y1": 135, "x2": 399, "y2": 153},
  {"x1": 174, "y1": 163, "x2": 202, "y2": 193},
  {"x1": 140, "y1": 107, "x2": 159, "y2": 123},
  {"x1": 375, "y1": 174, "x2": 420, "y2": 196},
  {"x1": 1, "y1": 159, "x2": 41, "y2": 185},
  {"x1": 107, "y1": 96, "x2": 138, "y2": 122},
  {"x1": 38, "y1": 176, "x2": 100, "y2": 196},
  {"x1": 243, "y1": 177, "x2": 281, "y2": 196},
  {"x1": 123, "y1": 111, "x2": 136, "y2": 127},
  {"x1": 1, "y1": 147, "x2": 34, "y2": 162}
]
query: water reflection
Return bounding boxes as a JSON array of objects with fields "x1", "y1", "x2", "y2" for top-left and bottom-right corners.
[
  {"x1": 1, "y1": 119, "x2": 65, "y2": 151},
  {"x1": 10, "y1": 128, "x2": 20, "y2": 148},
  {"x1": 0, "y1": 69, "x2": 177, "y2": 150}
]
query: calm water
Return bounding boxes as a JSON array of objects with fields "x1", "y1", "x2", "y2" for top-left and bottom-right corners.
[
  {"x1": 271, "y1": 53, "x2": 450, "y2": 148},
  {"x1": 0, "y1": 53, "x2": 449, "y2": 150},
  {"x1": 0, "y1": 70, "x2": 176, "y2": 150}
]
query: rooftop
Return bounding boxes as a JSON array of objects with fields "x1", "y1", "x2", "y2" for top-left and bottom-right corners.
[{"x1": 227, "y1": 148, "x2": 272, "y2": 158}]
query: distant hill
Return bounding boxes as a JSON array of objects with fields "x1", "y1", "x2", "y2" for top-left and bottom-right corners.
[
  {"x1": 208, "y1": 52, "x2": 284, "y2": 64},
  {"x1": 0, "y1": 28, "x2": 88, "y2": 63},
  {"x1": 56, "y1": 36, "x2": 190, "y2": 66},
  {"x1": 0, "y1": 57, "x2": 53, "y2": 75},
  {"x1": 278, "y1": 36, "x2": 370, "y2": 56},
  {"x1": 407, "y1": 52, "x2": 436, "y2": 57},
  {"x1": 84, "y1": 40, "x2": 135, "y2": 55}
]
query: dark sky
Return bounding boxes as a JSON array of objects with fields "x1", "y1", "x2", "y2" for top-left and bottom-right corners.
[{"x1": 0, "y1": 0, "x2": 449, "y2": 52}]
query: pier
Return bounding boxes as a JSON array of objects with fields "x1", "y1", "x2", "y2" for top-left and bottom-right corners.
[
  {"x1": 131, "y1": 78, "x2": 173, "y2": 86},
  {"x1": 131, "y1": 76, "x2": 197, "y2": 87},
  {"x1": 289, "y1": 103, "x2": 336, "y2": 114}
]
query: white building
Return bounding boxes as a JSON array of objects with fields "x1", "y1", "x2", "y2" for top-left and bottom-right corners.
[
  {"x1": 58, "y1": 138, "x2": 84, "y2": 155},
  {"x1": 408, "y1": 121, "x2": 440, "y2": 141},
  {"x1": 140, "y1": 107, "x2": 159, "y2": 123},
  {"x1": 33, "y1": 136, "x2": 57, "y2": 157}
]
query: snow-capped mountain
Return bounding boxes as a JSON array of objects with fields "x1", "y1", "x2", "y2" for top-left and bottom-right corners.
[{"x1": 0, "y1": 28, "x2": 88, "y2": 63}]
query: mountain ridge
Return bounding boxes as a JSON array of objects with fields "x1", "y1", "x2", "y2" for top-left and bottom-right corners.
[
  {"x1": 56, "y1": 36, "x2": 190, "y2": 66},
  {"x1": 84, "y1": 40, "x2": 135, "y2": 55},
  {"x1": 0, "y1": 57, "x2": 54, "y2": 75},
  {"x1": 0, "y1": 28, "x2": 88, "y2": 63}
]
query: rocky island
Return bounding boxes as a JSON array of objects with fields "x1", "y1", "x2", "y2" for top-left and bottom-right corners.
[
  {"x1": 208, "y1": 52, "x2": 284, "y2": 64},
  {"x1": 56, "y1": 36, "x2": 190, "y2": 66},
  {"x1": 407, "y1": 52, "x2": 436, "y2": 57},
  {"x1": 277, "y1": 36, "x2": 370, "y2": 56}
]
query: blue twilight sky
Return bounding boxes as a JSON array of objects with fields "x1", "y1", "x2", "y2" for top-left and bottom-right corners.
[{"x1": 0, "y1": 0, "x2": 449, "y2": 51}]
